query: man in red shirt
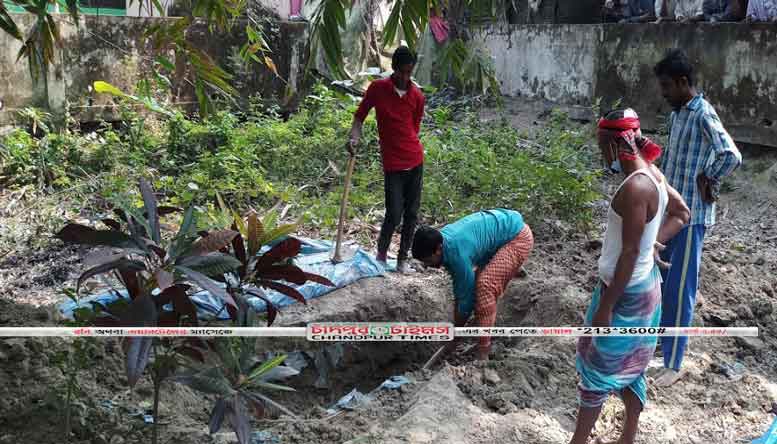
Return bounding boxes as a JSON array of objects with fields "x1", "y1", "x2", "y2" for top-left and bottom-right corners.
[{"x1": 349, "y1": 46, "x2": 426, "y2": 274}]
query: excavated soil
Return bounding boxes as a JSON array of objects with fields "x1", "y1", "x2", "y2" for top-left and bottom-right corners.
[{"x1": 1, "y1": 127, "x2": 776, "y2": 444}]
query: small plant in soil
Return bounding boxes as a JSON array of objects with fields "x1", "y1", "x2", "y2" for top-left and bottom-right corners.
[
  {"x1": 172, "y1": 337, "x2": 297, "y2": 444},
  {"x1": 55, "y1": 178, "x2": 243, "y2": 443},
  {"x1": 53, "y1": 289, "x2": 99, "y2": 444},
  {"x1": 169, "y1": 199, "x2": 333, "y2": 443},
  {"x1": 57, "y1": 180, "x2": 333, "y2": 443},
  {"x1": 210, "y1": 194, "x2": 335, "y2": 325}
]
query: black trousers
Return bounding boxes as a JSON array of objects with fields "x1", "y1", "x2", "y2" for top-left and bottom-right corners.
[{"x1": 377, "y1": 164, "x2": 423, "y2": 261}]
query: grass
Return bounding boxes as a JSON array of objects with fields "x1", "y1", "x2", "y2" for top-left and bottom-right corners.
[{"x1": 0, "y1": 83, "x2": 602, "y2": 252}]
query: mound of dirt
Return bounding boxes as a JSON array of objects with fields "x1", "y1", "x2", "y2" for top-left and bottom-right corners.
[{"x1": 344, "y1": 366, "x2": 570, "y2": 444}]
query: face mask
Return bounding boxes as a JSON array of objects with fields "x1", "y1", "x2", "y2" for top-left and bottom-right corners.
[{"x1": 610, "y1": 158, "x2": 622, "y2": 174}]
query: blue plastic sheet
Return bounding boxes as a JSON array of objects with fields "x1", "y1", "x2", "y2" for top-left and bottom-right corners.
[
  {"x1": 753, "y1": 417, "x2": 777, "y2": 444},
  {"x1": 379, "y1": 375, "x2": 411, "y2": 390},
  {"x1": 326, "y1": 388, "x2": 370, "y2": 414},
  {"x1": 59, "y1": 236, "x2": 386, "y2": 321},
  {"x1": 252, "y1": 431, "x2": 280, "y2": 444}
]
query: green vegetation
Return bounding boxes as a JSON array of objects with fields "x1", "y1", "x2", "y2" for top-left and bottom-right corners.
[
  {"x1": 1, "y1": 84, "x2": 601, "y2": 245},
  {"x1": 0, "y1": 65, "x2": 603, "y2": 444},
  {"x1": 56, "y1": 179, "x2": 331, "y2": 444}
]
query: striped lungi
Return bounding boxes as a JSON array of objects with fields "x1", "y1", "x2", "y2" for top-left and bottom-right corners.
[
  {"x1": 474, "y1": 224, "x2": 534, "y2": 350},
  {"x1": 576, "y1": 265, "x2": 662, "y2": 409}
]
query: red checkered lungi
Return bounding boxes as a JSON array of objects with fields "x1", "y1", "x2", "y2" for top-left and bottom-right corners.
[{"x1": 474, "y1": 225, "x2": 534, "y2": 350}]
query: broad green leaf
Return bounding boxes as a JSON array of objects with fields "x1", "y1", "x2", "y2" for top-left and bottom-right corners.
[
  {"x1": 139, "y1": 178, "x2": 160, "y2": 244},
  {"x1": 171, "y1": 367, "x2": 236, "y2": 396},
  {"x1": 232, "y1": 209, "x2": 247, "y2": 238},
  {"x1": 245, "y1": 354, "x2": 286, "y2": 384},
  {"x1": 170, "y1": 206, "x2": 197, "y2": 260},
  {"x1": 156, "y1": 55, "x2": 175, "y2": 71},
  {"x1": 258, "y1": 224, "x2": 296, "y2": 247},
  {"x1": 250, "y1": 380, "x2": 296, "y2": 392},
  {"x1": 93, "y1": 80, "x2": 127, "y2": 97},
  {"x1": 176, "y1": 253, "x2": 242, "y2": 277}
]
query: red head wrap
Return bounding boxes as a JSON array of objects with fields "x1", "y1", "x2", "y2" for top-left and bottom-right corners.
[{"x1": 597, "y1": 108, "x2": 662, "y2": 163}]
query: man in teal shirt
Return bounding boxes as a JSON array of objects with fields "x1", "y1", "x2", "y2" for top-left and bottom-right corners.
[{"x1": 412, "y1": 209, "x2": 534, "y2": 360}]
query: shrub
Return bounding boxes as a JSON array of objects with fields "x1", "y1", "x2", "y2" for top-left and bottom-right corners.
[{"x1": 1, "y1": 83, "x2": 601, "y2": 236}]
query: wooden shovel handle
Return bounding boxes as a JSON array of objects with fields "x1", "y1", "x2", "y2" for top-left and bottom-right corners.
[{"x1": 333, "y1": 153, "x2": 356, "y2": 262}]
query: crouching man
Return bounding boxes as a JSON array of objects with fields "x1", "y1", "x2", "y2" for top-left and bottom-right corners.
[{"x1": 412, "y1": 209, "x2": 533, "y2": 361}]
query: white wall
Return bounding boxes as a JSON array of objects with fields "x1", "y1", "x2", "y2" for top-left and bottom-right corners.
[
  {"x1": 125, "y1": 0, "x2": 174, "y2": 17},
  {"x1": 474, "y1": 25, "x2": 600, "y2": 103}
]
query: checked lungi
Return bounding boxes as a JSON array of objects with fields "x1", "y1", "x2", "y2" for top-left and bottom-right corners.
[{"x1": 474, "y1": 224, "x2": 534, "y2": 350}]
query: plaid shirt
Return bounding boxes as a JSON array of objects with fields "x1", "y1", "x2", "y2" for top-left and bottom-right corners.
[{"x1": 661, "y1": 94, "x2": 742, "y2": 227}]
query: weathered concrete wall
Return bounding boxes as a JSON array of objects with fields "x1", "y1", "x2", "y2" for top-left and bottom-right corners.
[
  {"x1": 0, "y1": 14, "x2": 309, "y2": 124},
  {"x1": 596, "y1": 23, "x2": 777, "y2": 146},
  {"x1": 479, "y1": 25, "x2": 600, "y2": 104},
  {"x1": 0, "y1": 17, "x2": 38, "y2": 113},
  {"x1": 475, "y1": 23, "x2": 777, "y2": 147}
]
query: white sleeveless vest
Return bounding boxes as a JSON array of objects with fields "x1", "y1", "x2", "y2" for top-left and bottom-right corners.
[{"x1": 598, "y1": 168, "x2": 669, "y2": 287}]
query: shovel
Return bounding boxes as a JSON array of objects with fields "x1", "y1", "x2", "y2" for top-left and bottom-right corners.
[
  {"x1": 422, "y1": 318, "x2": 476, "y2": 370},
  {"x1": 332, "y1": 150, "x2": 357, "y2": 264}
]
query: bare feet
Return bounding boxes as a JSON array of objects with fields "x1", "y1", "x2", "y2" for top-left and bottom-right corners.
[{"x1": 653, "y1": 368, "x2": 686, "y2": 387}]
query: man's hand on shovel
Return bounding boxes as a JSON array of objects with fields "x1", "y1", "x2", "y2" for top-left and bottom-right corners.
[{"x1": 347, "y1": 137, "x2": 358, "y2": 156}]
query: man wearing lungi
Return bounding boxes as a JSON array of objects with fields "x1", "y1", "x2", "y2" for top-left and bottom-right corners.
[
  {"x1": 412, "y1": 209, "x2": 533, "y2": 361},
  {"x1": 569, "y1": 109, "x2": 690, "y2": 444}
]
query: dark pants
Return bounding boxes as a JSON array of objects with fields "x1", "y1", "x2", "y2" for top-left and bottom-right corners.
[{"x1": 377, "y1": 164, "x2": 423, "y2": 261}]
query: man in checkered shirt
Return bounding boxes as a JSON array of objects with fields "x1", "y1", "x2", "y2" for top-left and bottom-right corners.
[{"x1": 652, "y1": 49, "x2": 742, "y2": 387}]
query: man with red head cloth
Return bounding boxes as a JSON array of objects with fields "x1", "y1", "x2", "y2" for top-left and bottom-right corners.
[{"x1": 568, "y1": 109, "x2": 690, "y2": 444}]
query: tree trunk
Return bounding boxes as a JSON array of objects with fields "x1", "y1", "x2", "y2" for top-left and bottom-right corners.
[{"x1": 363, "y1": 0, "x2": 382, "y2": 68}]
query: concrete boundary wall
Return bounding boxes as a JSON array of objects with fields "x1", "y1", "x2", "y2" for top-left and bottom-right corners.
[
  {"x1": 475, "y1": 24, "x2": 777, "y2": 147},
  {"x1": 0, "y1": 14, "x2": 309, "y2": 125}
]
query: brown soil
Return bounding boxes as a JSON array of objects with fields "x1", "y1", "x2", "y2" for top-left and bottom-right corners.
[{"x1": 1, "y1": 114, "x2": 776, "y2": 444}]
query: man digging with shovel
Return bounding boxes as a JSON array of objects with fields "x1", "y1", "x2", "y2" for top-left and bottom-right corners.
[
  {"x1": 412, "y1": 209, "x2": 534, "y2": 362},
  {"x1": 348, "y1": 46, "x2": 425, "y2": 274}
]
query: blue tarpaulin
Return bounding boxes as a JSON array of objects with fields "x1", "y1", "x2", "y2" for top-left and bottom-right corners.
[
  {"x1": 753, "y1": 416, "x2": 777, "y2": 444},
  {"x1": 59, "y1": 236, "x2": 386, "y2": 321}
]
